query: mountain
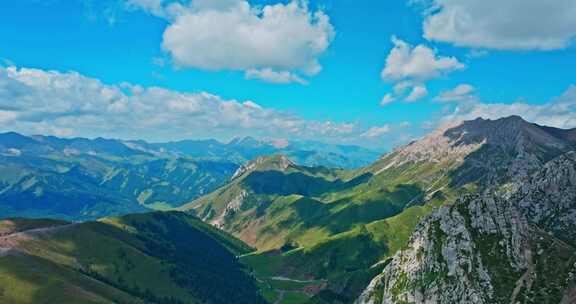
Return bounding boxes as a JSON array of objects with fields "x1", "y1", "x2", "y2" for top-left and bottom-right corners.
[
  {"x1": 183, "y1": 154, "x2": 418, "y2": 251},
  {"x1": 182, "y1": 116, "x2": 576, "y2": 303},
  {"x1": 189, "y1": 115, "x2": 576, "y2": 250},
  {"x1": 357, "y1": 151, "x2": 576, "y2": 304},
  {"x1": 0, "y1": 211, "x2": 265, "y2": 304},
  {"x1": 0, "y1": 132, "x2": 239, "y2": 220}
]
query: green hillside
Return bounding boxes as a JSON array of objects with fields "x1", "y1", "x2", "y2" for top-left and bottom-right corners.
[
  {"x1": 0, "y1": 212, "x2": 264, "y2": 304},
  {"x1": 182, "y1": 153, "x2": 462, "y2": 302}
]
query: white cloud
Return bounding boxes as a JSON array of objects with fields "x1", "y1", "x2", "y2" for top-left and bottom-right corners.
[
  {"x1": 418, "y1": 0, "x2": 576, "y2": 50},
  {"x1": 245, "y1": 68, "x2": 308, "y2": 85},
  {"x1": 405, "y1": 86, "x2": 428, "y2": 102},
  {"x1": 129, "y1": 0, "x2": 335, "y2": 84},
  {"x1": 380, "y1": 94, "x2": 395, "y2": 106},
  {"x1": 380, "y1": 37, "x2": 464, "y2": 103},
  {"x1": 382, "y1": 37, "x2": 465, "y2": 82},
  {"x1": 361, "y1": 125, "x2": 391, "y2": 138},
  {"x1": 442, "y1": 85, "x2": 576, "y2": 129},
  {"x1": 0, "y1": 66, "x2": 397, "y2": 145},
  {"x1": 435, "y1": 84, "x2": 476, "y2": 102}
]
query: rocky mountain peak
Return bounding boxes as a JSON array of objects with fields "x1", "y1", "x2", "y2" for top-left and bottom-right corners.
[
  {"x1": 373, "y1": 117, "x2": 575, "y2": 180},
  {"x1": 444, "y1": 116, "x2": 571, "y2": 152},
  {"x1": 231, "y1": 155, "x2": 296, "y2": 179}
]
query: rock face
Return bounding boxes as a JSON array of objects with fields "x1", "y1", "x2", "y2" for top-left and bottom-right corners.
[{"x1": 357, "y1": 152, "x2": 576, "y2": 304}]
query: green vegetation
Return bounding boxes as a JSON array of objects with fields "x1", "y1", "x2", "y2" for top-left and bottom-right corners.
[{"x1": 0, "y1": 212, "x2": 264, "y2": 304}]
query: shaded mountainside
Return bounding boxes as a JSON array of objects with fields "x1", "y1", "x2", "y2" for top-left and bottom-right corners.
[
  {"x1": 183, "y1": 116, "x2": 576, "y2": 303},
  {"x1": 0, "y1": 212, "x2": 264, "y2": 304},
  {"x1": 357, "y1": 152, "x2": 576, "y2": 304}
]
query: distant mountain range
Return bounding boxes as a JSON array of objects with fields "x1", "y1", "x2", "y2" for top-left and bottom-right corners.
[
  {"x1": 0, "y1": 132, "x2": 378, "y2": 220},
  {"x1": 129, "y1": 136, "x2": 380, "y2": 168},
  {"x1": 1, "y1": 116, "x2": 576, "y2": 304}
]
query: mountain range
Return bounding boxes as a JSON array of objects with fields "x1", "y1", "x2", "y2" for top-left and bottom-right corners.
[
  {"x1": 0, "y1": 132, "x2": 378, "y2": 220},
  {"x1": 1, "y1": 115, "x2": 576, "y2": 303}
]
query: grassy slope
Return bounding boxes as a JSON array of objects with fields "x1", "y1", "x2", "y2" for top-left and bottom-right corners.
[
  {"x1": 0, "y1": 212, "x2": 264, "y2": 304},
  {"x1": 225, "y1": 156, "x2": 469, "y2": 303},
  {"x1": 185, "y1": 156, "x2": 449, "y2": 251}
]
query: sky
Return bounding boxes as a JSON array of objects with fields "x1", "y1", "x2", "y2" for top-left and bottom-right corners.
[{"x1": 0, "y1": 0, "x2": 575, "y2": 150}]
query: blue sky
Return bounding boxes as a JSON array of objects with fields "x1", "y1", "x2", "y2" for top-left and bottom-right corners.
[{"x1": 1, "y1": 0, "x2": 575, "y2": 150}]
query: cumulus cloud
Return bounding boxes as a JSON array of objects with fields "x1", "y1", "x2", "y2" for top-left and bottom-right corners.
[
  {"x1": 380, "y1": 37, "x2": 464, "y2": 103},
  {"x1": 361, "y1": 125, "x2": 391, "y2": 138},
  {"x1": 128, "y1": 0, "x2": 335, "y2": 84},
  {"x1": 435, "y1": 84, "x2": 476, "y2": 102},
  {"x1": 382, "y1": 37, "x2": 465, "y2": 82},
  {"x1": 417, "y1": 0, "x2": 576, "y2": 50},
  {"x1": 441, "y1": 85, "x2": 576, "y2": 129},
  {"x1": 405, "y1": 86, "x2": 429, "y2": 102},
  {"x1": 0, "y1": 65, "x2": 398, "y2": 146}
]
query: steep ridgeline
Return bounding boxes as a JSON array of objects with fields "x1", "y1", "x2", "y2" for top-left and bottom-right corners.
[
  {"x1": 0, "y1": 212, "x2": 264, "y2": 304},
  {"x1": 183, "y1": 116, "x2": 576, "y2": 303},
  {"x1": 357, "y1": 152, "x2": 576, "y2": 304},
  {"x1": 0, "y1": 132, "x2": 238, "y2": 220}
]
